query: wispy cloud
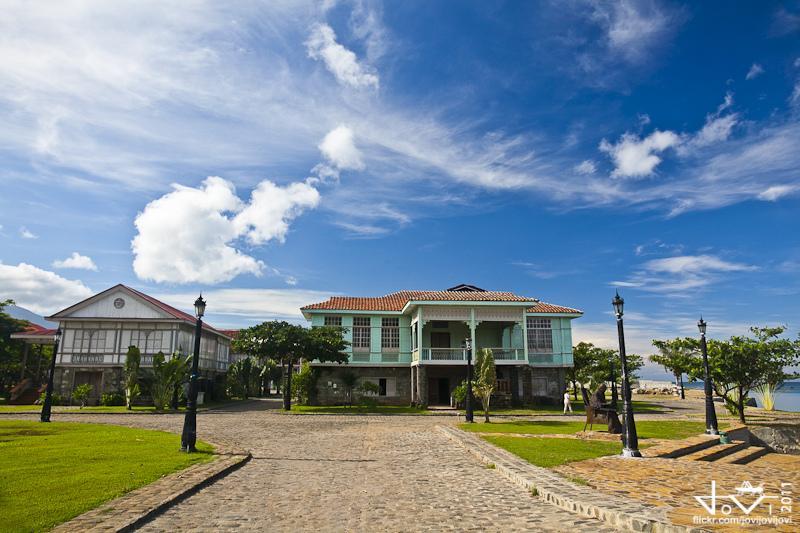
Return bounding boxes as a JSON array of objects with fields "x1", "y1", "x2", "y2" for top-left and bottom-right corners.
[
  {"x1": 745, "y1": 63, "x2": 765, "y2": 80},
  {"x1": 611, "y1": 254, "x2": 757, "y2": 294},
  {"x1": 306, "y1": 22, "x2": 379, "y2": 89}
]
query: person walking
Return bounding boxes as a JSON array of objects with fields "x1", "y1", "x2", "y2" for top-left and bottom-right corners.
[{"x1": 563, "y1": 390, "x2": 573, "y2": 414}]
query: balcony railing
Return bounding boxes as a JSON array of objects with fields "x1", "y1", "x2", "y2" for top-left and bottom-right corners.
[{"x1": 420, "y1": 347, "x2": 524, "y2": 363}]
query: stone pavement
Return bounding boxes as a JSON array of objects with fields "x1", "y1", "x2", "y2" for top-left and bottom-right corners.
[
  {"x1": 556, "y1": 453, "x2": 799, "y2": 532},
  {"x1": 9, "y1": 400, "x2": 619, "y2": 532}
]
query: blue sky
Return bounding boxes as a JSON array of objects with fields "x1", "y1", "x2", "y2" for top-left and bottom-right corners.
[{"x1": 1, "y1": 1, "x2": 799, "y2": 378}]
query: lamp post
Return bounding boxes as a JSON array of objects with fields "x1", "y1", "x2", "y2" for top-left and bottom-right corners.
[
  {"x1": 40, "y1": 328, "x2": 62, "y2": 423},
  {"x1": 612, "y1": 292, "x2": 641, "y2": 458},
  {"x1": 698, "y1": 318, "x2": 719, "y2": 435},
  {"x1": 181, "y1": 294, "x2": 206, "y2": 452},
  {"x1": 464, "y1": 338, "x2": 474, "y2": 423},
  {"x1": 608, "y1": 350, "x2": 619, "y2": 409}
]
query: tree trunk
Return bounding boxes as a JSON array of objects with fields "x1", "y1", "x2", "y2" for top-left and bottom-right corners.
[
  {"x1": 737, "y1": 387, "x2": 746, "y2": 423},
  {"x1": 283, "y1": 360, "x2": 293, "y2": 411},
  {"x1": 572, "y1": 381, "x2": 579, "y2": 401},
  {"x1": 484, "y1": 394, "x2": 491, "y2": 423},
  {"x1": 677, "y1": 373, "x2": 685, "y2": 399}
]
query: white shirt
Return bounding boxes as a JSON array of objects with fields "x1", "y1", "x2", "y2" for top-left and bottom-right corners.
[{"x1": 563, "y1": 392, "x2": 571, "y2": 402}]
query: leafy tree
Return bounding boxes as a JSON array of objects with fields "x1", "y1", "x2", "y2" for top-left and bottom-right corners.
[
  {"x1": 291, "y1": 361, "x2": 317, "y2": 405},
  {"x1": 123, "y1": 345, "x2": 141, "y2": 410},
  {"x1": 339, "y1": 369, "x2": 358, "y2": 406},
  {"x1": 73, "y1": 383, "x2": 93, "y2": 408},
  {"x1": 0, "y1": 299, "x2": 28, "y2": 395},
  {"x1": 151, "y1": 352, "x2": 190, "y2": 410},
  {"x1": 569, "y1": 342, "x2": 644, "y2": 404},
  {"x1": 227, "y1": 357, "x2": 257, "y2": 399},
  {"x1": 356, "y1": 379, "x2": 380, "y2": 405},
  {"x1": 474, "y1": 348, "x2": 497, "y2": 422},
  {"x1": 650, "y1": 338, "x2": 696, "y2": 399},
  {"x1": 687, "y1": 326, "x2": 799, "y2": 423},
  {"x1": 260, "y1": 359, "x2": 282, "y2": 395},
  {"x1": 567, "y1": 342, "x2": 595, "y2": 400},
  {"x1": 233, "y1": 321, "x2": 349, "y2": 410}
]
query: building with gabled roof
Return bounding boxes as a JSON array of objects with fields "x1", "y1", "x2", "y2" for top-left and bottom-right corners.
[
  {"x1": 301, "y1": 285, "x2": 582, "y2": 406},
  {"x1": 26, "y1": 284, "x2": 233, "y2": 404}
]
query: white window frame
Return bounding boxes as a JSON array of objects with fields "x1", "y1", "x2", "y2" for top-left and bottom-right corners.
[
  {"x1": 381, "y1": 317, "x2": 400, "y2": 351},
  {"x1": 526, "y1": 318, "x2": 553, "y2": 353},
  {"x1": 352, "y1": 317, "x2": 371, "y2": 352}
]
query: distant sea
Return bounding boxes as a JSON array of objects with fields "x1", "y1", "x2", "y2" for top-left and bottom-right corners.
[{"x1": 685, "y1": 380, "x2": 800, "y2": 412}]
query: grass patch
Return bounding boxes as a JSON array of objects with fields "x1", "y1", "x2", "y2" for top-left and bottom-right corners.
[
  {"x1": 489, "y1": 400, "x2": 666, "y2": 415},
  {"x1": 289, "y1": 404, "x2": 428, "y2": 415},
  {"x1": 0, "y1": 399, "x2": 241, "y2": 414},
  {"x1": 0, "y1": 420, "x2": 213, "y2": 532},
  {"x1": 461, "y1": 420, "x2": 727, "y2": 440},
  {"x1": 568, "y1": 475, "x2": 589, "y2": 486},
  {"x1": 485, "y1": 462, "x2": 496, "y2": 469},
  {"x1": 484, "y1": 436, "x2": 622, "y2": 468}
]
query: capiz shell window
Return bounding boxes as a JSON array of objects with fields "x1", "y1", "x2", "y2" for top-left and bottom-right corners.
[
  {"x1": 324, "y1": 316, "x2": 342, "y2": 326},
  {"x1": 526, "y1": 318, "x2": 553, "y2": 353},
  {"x1": 381, "y1": 317, "x2": 400, "y2": 351},
  {"x1": 352, "y1": 316, "x2": 371, "y2": 351}
]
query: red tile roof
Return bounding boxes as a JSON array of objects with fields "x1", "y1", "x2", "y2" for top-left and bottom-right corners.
[
  {"x1": 13, "y1": 323, "x2": 57, "y2": 337},
  {"x1": 302, "y1": 290, "x2": 581, "y2": 314},
  {"x1": 526, "y1": 302, "x2": 582, "y2": 314}
]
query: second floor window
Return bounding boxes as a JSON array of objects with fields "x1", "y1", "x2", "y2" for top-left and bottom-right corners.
[
  {"x1": 130, "y1": 330, "x2": 164, "y2": 354},
  {"x1": 526, "y1": 318, "x2": 553, "y2": 353},
  {"x1": 324, "y1": 316, "x2": 342, "y2": 327},
  {"x1": 352, "y1": 317, "x2": 371, "y2": 351},
  {"x1": 381, "y1": 317, "x2": 400, "y2": 351}
]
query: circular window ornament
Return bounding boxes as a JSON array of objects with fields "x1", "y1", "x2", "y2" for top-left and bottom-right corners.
[{"x1": 113, "y1": 298, "x2": 126, "y2": 309}]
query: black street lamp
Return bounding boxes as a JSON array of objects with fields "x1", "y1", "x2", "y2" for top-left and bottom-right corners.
[
  {"x1": 181, "y1": 294, "x2": 206, "y2": 452},
  {"x1": 608, "y1": 350, "x2": 619, "y2": 409},
  {"x1": 612, "y1": 292, "x2": 641, "y2": 458},
  {"x1": 40, "y1": 328, "x2": 62, "y2": 423},
  {"x1": 463, "y1": 338, "x2": 474, "y2": 423},
  {"x1": 698, "y1": 318, "x2": 719, "y2": 435}
]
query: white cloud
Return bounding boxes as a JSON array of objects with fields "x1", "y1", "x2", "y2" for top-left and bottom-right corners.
[
  {"x1": 599, "y1": 130, "x2": 681, "y2": 178},
  {"x1": 574, "y1": 160, "x2": 596, "y2": 175},
  {"x1": 589, "y1": 0, "x2": 676, "y2": 64},
  {"x1": 612, "y1": 254, "x2": 757, "y2": 293},
  {"x1": 132, "y1": 176, "x2": 319, "y2": 284},
  {"x1": 19, "y1": 227, "x2": 37, "y2": 239},
  {"x1": 0, "y1": 262, "x2": 93, "y2": 315},
  {"x1": 318, "y1": 126, "x2": 364, "y2": 170},
  {"x1": 791, "y1": 82, "x2": 800, "y2": 107},
  {"x1": 691, "y1": 113, "x2": 738, "y2": 148},
  {"x1": 306, "y1": 23, "x2": 379, "y2": 89},
  {"x1": 745, "y1": 63, "x2": 765, "y2": 80},
  {"x1": 52, "y1": 252, "x2": 98, "y2": 271},
  {"x1": 758, "y1": 185, "x2": 797, "y2": 201},
  {"x1": 152, "y1": 288, "x2": 336, "y2": 322}
]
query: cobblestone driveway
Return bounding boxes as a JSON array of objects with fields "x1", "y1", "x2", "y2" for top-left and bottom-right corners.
[{"x1": 18, "y1": 400, "x2": 618, "y2": 532}]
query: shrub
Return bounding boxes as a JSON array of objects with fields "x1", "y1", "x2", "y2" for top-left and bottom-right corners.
[
  {"x1": 38, "y1": 392, "x2": 63, "y2": 406},
  {"x1": 101, "y1": 391, "x2": 125, "y2": 406},
  {"x1": 292, "y1": 361, "x2": 318, "y2": 405},
  {"x1": 356, "y1": 380, "x2": 380, "y2": 406},
  {"x1": 73, "y1": 384, "x2": 93, "y2": 408}
]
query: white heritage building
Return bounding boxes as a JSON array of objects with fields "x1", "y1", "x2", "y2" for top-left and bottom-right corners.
[{"x1": 41, "y1": 284, "x2": 232, "y2": 404}]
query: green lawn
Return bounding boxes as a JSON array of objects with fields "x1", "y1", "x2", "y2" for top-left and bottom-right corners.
[
  {"x1": 482, "y1": 436, "x2": 622, "y2": 467},
  {"x1": 487, "y1": 400, "x2": 666, "y2": 415},
  {"x1": 460, "y1": 420, "x2": 727, "y2": 440},
  {"x1": 0, "y1": 399, "x2": 240, "y2": 414},
  {"x1": 0, "y1": 421, "x2": 213, "y2": 532},
  {"x1": 289, "y1": 404, "x2": 428, "y2": 415}
]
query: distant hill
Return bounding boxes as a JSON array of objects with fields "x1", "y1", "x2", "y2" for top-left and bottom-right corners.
[{"x1": 5, "y1": 304, "x2": 57, "y2": 328}]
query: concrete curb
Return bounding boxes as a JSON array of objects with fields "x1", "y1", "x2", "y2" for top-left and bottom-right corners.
[
  {"x1": 51, "y1": 445, "x2": 251, "y2": 533},
  {"x1": 438, "y1": 426, "x2": 709, "y2": 533}
]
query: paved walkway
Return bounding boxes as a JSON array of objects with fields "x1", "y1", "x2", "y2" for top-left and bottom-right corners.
[{"x1": 12, "y1": 400, "x2": 618, "y2": 532}]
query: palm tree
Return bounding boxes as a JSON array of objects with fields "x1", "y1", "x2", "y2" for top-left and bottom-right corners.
[{"x1": 474, "y1": 348, "x2": 496, "y2": 423}]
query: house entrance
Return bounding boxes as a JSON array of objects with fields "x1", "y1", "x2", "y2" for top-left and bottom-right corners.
[{"x1": 428, "y1": 377, "x2": 450, "y2": 405}]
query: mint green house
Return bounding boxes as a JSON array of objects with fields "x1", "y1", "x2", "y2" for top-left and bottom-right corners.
[{"x1": 301, "y1": 284, "x2": 581, "y2": 406}]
